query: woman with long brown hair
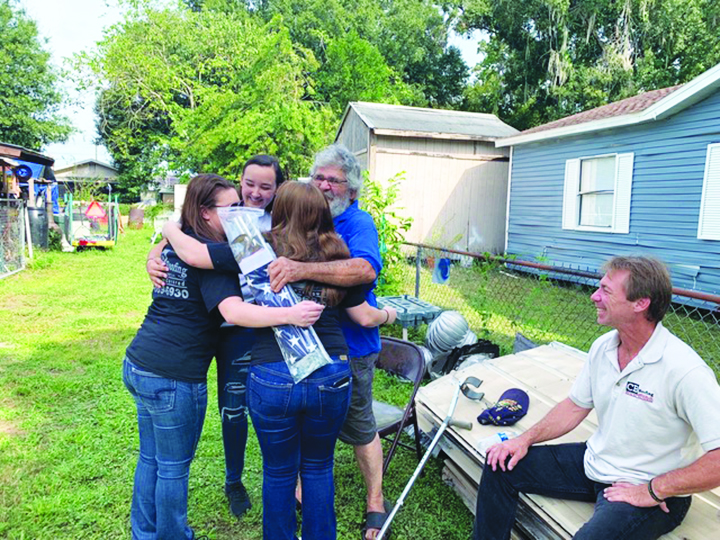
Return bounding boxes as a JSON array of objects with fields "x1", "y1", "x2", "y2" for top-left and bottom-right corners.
[
  {"x1": 123, "y1": 174, "x2": 322, "y2": 540},
  {"x1": 248, "y1": 181, "x2": 397, "y2": 540}
]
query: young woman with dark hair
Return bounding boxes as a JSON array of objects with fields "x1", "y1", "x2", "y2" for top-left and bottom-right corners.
[
  {"x1": 126, "y1": 174, "x2": 322, "y2": 540},
  {"x1": 147, "y1": 155, "x2": 286, "y2": 518},
  {"x1": 248, "y1": 181, "x2": 396, "y2": 540}
]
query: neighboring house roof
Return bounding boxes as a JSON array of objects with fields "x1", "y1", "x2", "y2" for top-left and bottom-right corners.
[
  {"x1": 497, "y1": 61, "x2": 720, "y2": 147},
  {"x1": 0, "y1": 141, "x2": 54, "y2": 167},
  {"x1": 55, "y1": 159, "x2": 118, "y2": 182},
  {"x1": 338, "y1": 102, "x2": 519, "y2": 142}
]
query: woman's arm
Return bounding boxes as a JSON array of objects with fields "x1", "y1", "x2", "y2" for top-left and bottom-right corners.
[
  {"x1": 162, "y1": 221, "x2": 214, "y2": 269},
  {"x1": 345, "y1": 303, "x2": 397, "y2": 328},
  {"x1": 218, "y1": 297, "x2": 325, "y2": 328}
]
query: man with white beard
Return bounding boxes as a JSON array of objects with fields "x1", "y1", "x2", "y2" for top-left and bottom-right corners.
[{"x1": 268, "y1": 144, "x2": 390, "y2": 540}]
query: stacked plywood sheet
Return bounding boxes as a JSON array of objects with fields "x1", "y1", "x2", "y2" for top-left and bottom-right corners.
[{"x1": 415, "y1": 343, "x2": 720, "y2": 540}]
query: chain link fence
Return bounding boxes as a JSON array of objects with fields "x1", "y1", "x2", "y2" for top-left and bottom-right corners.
[
  {"x1": 393, "y1": 242, "x2": 720, "y2": 376},
  {"x1": 0, "y1": 198, "x2": 26, "y2": 279}
]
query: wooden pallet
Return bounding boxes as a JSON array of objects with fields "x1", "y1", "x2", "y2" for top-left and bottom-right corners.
[{"x1": 415, "y1": 343, "x2": 720, "y2": 539}]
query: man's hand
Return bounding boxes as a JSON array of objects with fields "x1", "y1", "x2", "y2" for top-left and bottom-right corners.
[
  {"x1": 268, "y1": 257, "x2": 305, "y2": 292},
  {"x1": 287, "y1": 300, "x2": 324, "y2": 327},
  {"x1": 603, "y1": 482, "x2": 669, "y2": 513},
  {"x1": 485, "y1": 437, "x2": 531, "y2": 472},
  {"x1": 147, "y1": 257, "x2": 168, "y2": 288}
]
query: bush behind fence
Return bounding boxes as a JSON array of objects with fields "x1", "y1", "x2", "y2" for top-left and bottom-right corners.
[{"x1": 396, "y1": 243, "x2": 720, "y2": 377}]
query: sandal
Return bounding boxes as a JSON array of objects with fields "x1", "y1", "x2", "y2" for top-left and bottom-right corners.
[{"x1": 361, "y1": 500, "x2": 394, "y2": 540}]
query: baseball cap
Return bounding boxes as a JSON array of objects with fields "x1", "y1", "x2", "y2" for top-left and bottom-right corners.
[{"x1": 477, "y1": 388, "x2": 529, "y2": 426}]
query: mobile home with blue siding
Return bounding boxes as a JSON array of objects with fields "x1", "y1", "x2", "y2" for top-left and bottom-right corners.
[{"x1": 497, "y1": 63, "x2": 720, "y2": 296}]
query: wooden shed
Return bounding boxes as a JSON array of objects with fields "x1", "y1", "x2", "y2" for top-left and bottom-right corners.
[
  {"x1": 496, "y1": 62, "x2": 720, "y2": 296},
  {"x1": 335, "y1": 102, "x2": 518, "y2": 253}
]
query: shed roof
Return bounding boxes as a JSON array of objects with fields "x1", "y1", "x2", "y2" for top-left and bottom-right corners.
[
  {"x1": 55, "y1": 159, "x2": 117, "y2": 176},
  {"x1": 340, "y1": 102, "x2": 519, "y2": 141},
  {"x1": 0, "y1": 141, "x2": 54, "y2": 167},
  {"x1": 497, "y1": 61, "x2": 720, "y2": 147}
]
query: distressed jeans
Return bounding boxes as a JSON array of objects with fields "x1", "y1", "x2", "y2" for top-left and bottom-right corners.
[
  {"x1": 473, "y1": 442, "x2": 691, "y2": 540},
  {"x1": 215, "y1": 326, "x2": 253, "y2": 488},
  {"x1": 123, "y1": 357, "x2": 207, "y2": 540},
  {"x1": 248, "y1": 359, "x2": 352, "y2": 540}
]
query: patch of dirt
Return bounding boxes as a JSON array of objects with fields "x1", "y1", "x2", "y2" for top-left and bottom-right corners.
[{"x1": 0, "y1": 419, "x2": 23, "y2": 437}]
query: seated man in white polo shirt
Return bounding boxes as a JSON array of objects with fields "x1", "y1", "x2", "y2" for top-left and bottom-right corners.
[{"x1": 473, "y1": 256, "x2": 720, "y2": 540}]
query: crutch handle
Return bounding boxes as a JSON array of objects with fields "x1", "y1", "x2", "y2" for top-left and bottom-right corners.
[{"x1": 449, "y1": 419, "x2": 473, "y2": 430}]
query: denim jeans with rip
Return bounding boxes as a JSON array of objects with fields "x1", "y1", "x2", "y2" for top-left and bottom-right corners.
[{"x1": 216, "y1": 326, "x2": 253, "y2": 488}]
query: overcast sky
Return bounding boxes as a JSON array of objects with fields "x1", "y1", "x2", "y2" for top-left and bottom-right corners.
[{"x1": 18, "y1": 0, "x2": 482, "y2": 170}]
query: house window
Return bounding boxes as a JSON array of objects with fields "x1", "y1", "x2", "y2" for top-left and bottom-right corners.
[
  {"x1": 579, "y1": 156, "x2": 616, "y2": 228},
  {"x1": 562, "y1": 153, "x2": 634, "y2": 233},
  {"x1": 698, "y1": 143, "x2": 720, "y2": 241}
]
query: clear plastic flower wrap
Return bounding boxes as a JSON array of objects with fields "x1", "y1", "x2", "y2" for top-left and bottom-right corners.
[{"x1": 218, "y1": 207, "x2": 331, "y2": 383}]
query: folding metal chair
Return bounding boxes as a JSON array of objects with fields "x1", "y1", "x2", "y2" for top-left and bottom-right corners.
[{"x1": 372, "y1": 336, "x2": 425, "y2": 474}]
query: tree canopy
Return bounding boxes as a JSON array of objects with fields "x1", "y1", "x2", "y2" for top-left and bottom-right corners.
[
  {"x1": 0, "y1": 0, "x2": 71, "y2": 149},
  {"x1": 456, "y1": 0, "x2": 720, "y2": 130},
  {"x1": 204, "y1": 0, "x2": 469, "y2": 108},
  {"x1": 89, "y1": 0, "x2": 467, "y2": 191},
  {"x1": 87, "y1": 6, "x2": 334, "y2": 194}
]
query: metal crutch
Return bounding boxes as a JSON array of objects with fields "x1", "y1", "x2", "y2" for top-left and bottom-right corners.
[{"x1": 376, "y1": 378, "x2": 473, "y2": 540}]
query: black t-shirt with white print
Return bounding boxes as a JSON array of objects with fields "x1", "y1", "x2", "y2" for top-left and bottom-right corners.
[{"x1": 126, "y1": 242, "x2": 242, "y2": 383}]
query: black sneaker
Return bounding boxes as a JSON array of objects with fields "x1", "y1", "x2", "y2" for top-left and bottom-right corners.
[{"x1": 225, "y1": 482, "x2": 252, "y2": 518}]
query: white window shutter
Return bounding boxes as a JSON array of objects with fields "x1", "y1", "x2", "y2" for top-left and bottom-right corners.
[
  {"x1": 698, "y1": 144, "x2": 720, "y2": 240},
  {"x1": 612, "y1": 153, "x2": 634, "y2": 234},
  {"x1": 562, "y1": 159, "x2": 581, "y2": 230}
]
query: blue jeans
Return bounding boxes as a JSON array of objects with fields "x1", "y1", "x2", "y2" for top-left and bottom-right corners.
[
  {"x1": 123, "y1": 357, "x2": 208, "y2": 540},
  {"x1": 473, "y1": 443, "x2": 691, "y2": 540},
  {"x1": 248, "y1": 359, "x2": 352, "y2": 540},
  {"x1": 216, "y1": 326, "x2": 253, "y2": 488}
]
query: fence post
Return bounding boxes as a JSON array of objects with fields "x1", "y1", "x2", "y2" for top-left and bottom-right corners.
[{"x1": 415, "y1": 246, "x2": 422, "y2": 298}]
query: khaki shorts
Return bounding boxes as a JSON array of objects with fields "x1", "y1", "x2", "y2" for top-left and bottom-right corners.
[{"x1": 338, "y1": 353, "x2": 379, "y2": 446}]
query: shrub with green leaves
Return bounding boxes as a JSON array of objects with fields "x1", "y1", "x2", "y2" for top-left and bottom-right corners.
[{"x1": 360, "y1": 171, "x2": 412, "y2": 296}]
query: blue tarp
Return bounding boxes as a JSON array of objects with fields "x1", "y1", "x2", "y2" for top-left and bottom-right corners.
[{"x1": 15, "y1": 159, "x2": 45, "y2": 179}]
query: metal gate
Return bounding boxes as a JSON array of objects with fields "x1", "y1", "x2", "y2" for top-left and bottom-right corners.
[{"x1": 0, "y1": 198, "x2": 26, "y2": 279}]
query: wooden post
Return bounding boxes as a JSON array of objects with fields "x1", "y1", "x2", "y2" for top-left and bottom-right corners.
[
  {"x1": 24, "y1": 203, "x2": 33, "y2": 260},
  {"x1": 27, "y1": 178, "x2": 34, "y2": 208}
]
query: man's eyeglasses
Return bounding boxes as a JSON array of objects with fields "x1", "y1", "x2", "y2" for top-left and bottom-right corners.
[{"x1": 312, "y1": 174, "x2": 347, "y2": 186}]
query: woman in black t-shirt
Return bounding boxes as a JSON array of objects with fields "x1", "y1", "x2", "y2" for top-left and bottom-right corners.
[
  {"x1": 123, "y1": 174, "x2": 323, "y2": 540},
  {"x1": 248, "y1": 182, "x2": 397, "y2": 540}
]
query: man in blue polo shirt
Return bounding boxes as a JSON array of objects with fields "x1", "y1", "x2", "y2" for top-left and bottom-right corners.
[{"x1": 268, "y1": 144, "x2": 388, "y2": 540}]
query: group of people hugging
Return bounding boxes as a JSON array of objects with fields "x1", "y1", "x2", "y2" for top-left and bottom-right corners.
[{"x1": 123, "y1": 145, "x2": 397, "y2": 540}]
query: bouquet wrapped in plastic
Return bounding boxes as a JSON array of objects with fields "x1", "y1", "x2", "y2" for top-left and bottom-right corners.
[{"x1": 218, "y1": 207, "x2": 332, "y2": 383}]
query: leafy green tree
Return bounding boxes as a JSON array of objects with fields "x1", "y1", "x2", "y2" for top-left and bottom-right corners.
[
  {"x1": 86, "y1": 5, "x2": 334, "y2": 191},
  {"x1": 238, "y1": 0, "x2": 468, "y2": 108},
  {"x1": 0, "y1": 0, "x2": 71, "y2": 148},
  {"x1": 455, "y1": 0, "x2": 720, "y2": 130},
  {"x1": 315, "y1": 32, "x2": 404, "y2": 114}
]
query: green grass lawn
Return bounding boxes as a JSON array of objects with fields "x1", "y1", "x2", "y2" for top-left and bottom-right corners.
[{"x1": 0, "y1": 228, "x2": 472, "y2": 539}]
